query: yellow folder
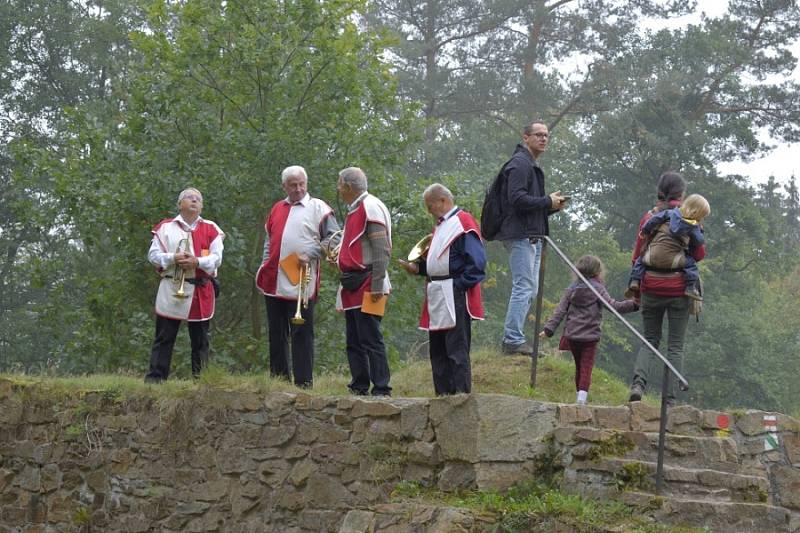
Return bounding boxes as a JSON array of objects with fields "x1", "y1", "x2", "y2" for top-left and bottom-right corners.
[
  {"x1": 279, "y1": 252, "x2": 302, "y2": 285},
  {"x1": 361, "y1": 292, "x2": 388, "y2": 316}
]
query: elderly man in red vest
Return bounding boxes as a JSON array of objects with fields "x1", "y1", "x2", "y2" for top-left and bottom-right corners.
[
  {"x1": 400, "y1": 183, "x2": 486, "y2": 395},
  {"x1": 255, "y1": 165, "x2": 341, "y2": 388},
  {"x1": 145, "y1": 187, "x2": 224, "y2": 382},
  {"x1": 336, "y1": 167, "x2": 392, "y2": 396}
]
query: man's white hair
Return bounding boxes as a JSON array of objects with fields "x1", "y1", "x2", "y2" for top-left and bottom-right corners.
[
  {"x1": 422, "y1": 183, "x2": 453, "y2": 201},
  {"x1": 177, "y1": 187, "x2": 203, "y2": 208},
  {"x1": 281, "y1": 165, "x2": 308, "y2": 184}
]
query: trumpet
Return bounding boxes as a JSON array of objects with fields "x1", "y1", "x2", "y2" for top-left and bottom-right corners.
[
  {"x1": 407, "y1": 233, "x2": 433, "y2": 263},
  {"x1": 173, "y1": 237, "x2": 191, "y2": 299},
  {"x1": 290, "y1": 263, "x2": 312, "y2": 325}
]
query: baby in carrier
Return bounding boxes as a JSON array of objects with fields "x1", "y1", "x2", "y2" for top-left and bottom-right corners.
[{"x1": 626, "y1": 194, "x2": 710, "y2": 301}]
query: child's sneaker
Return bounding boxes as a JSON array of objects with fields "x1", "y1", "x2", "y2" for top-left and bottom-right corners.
[
  {"x1": 576, "y1": 390, "x2": 588, "y2": 405},
  {"x1": 624, "y1": 280, "x2": 640, "y2": 299},
  {"x1": 684, "y1": 284, "x2": 703, "y2": 301}
]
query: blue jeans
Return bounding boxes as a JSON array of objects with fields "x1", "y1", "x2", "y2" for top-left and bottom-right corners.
[{"x1": 502, "y1": 238, "x2": 542, "y2": 346}]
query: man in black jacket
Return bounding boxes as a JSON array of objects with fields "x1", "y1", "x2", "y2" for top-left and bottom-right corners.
[{"x1": 497, "y1": 120, "x2": 567, "y2": 355}]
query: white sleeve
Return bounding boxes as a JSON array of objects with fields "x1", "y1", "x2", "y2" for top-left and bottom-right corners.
[
  {"x1": 148, "y1": 236, "x2": 174, "y2": 270},
  {"x1": 197, "y1": 233, "x2": 224, "y2": 274}
]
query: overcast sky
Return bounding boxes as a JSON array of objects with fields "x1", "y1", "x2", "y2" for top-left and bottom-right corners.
[{"x1": 672, "y1": 1, "x2": 799, "y2": 185}]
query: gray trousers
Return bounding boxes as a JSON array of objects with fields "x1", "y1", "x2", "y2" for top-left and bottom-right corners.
[{"x1": 631, "y1": 292, "x2": 689, "y2": 400}]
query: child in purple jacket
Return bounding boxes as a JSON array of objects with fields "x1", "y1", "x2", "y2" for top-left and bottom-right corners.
[{"x1": 539, "y1": 255, "x2": 638, "y2": 405}]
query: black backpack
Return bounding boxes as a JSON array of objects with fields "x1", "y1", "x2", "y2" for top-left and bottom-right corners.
[{"x1": 480, "y1": 166, "x2": 506, "y2": 241}]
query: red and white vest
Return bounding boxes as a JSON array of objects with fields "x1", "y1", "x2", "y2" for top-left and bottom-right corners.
[
  {"x1": 419, "y1": 211, "x2": 484, "y2": 331},
  {"x1": 336, "y1": 193, "x2": 392, "y2": 311},
  {"x1": 152, "y1": 218, "x2": 223, "y2": 321},
  {"x1": 255, "y1": 196, "x2": 334, "y2": 301}
]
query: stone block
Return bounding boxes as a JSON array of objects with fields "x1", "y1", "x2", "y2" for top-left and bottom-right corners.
[
  {"x1": 193, "y1": 479, "x2": 229, "y2": 502},
  {"x1": 175, "y1": 501, "x2": 211, "y2": 516},
  {"x1": 339, "y1": 509, "x2": 375, "y2": 533},
  {"x1": 261, "y1": 424, "x2": 295, "y2": 447},
  {"x1": 402, "y1": 463, "x2": 435, "y2": 486},
  {"x1": 288, "y1": 460, "x2": 315, "y2": 487},
  {"x1": 310, "y1": 443, "x2": 360, "y2": 466},
  {"x1": 351, "y1": 399, "x2": 402, "y2": 418},
  {"x1": 406, "y1": 441, "x2": 440, "y2": 466},
  {"x1": 437, "y1": 462, "x2": 475, "y2": 492},
  {"x1": 263, "y1": 392, "x2": 296, "y2": 416},
  {"x1": 735, "y1": 410, "x2": 772, "y2": 436},
  {"x1": 474, "y1": 462, "x2": 531, "y2": 491},
  {"x1": 773, "y1": 465, "x2": 800, "y2": 510},
  {"x1": 17, "y1": 465, "x2": 41, "y2": 492},
  {"x1": 40, "y1": 464, "x2": 61, "y2": 493},
  {"x1": 258, "y1": 459, "x2": 290, "y2": 487},
  {"x1": 557, "y1": 404, "x2": 594, "y2": 425},
  {"x1": 784, "y1": 433, "x2": 800, "y2": 465},
  {"x1": 316, "y1": 425, "x2": 350, "y2": 444},
  {"x1": 630, "y1": 402, "x2": 661, "y2": 432},
  {"x1": 304, "y1": 473, "x2": 354, "y2": 508},
  {"x1": 0, "y1": 468, "x2": 14, "y2": 493},
  {"x1": 400, "y1": 402, "x2": 429, "y2": 440},
  {"x1": 85, "y1": 469, "x2": 107, "y2": 492},
  {"x1": 298, "y1": 509, "x2": 341, "y2": 532},
  {"x1": 593, "y1": 406, "x2": 630, "y2": 430},
  {"x1": 430, "y1": 395, "x2": 556, "y2": 463}
]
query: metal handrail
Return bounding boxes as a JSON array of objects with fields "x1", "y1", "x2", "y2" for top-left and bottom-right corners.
[{"x1": 530, "y1": 235, "x2": 689, "y2": 493}]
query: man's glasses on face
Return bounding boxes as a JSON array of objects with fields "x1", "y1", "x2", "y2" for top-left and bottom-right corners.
[{"x1": 532, "y1": 133, "x2": 548, "y2": 139}]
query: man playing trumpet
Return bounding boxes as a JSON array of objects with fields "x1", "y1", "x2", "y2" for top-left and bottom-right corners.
[
  {"x1": 256, "y1": 166, "x2": 341, "y2": 388},
  {"x1": 399, "y1": 184, "x2": 485, "y2": 395},
  {"x1": 145, "y1": 187, "x2": 224, "y2": 383}
]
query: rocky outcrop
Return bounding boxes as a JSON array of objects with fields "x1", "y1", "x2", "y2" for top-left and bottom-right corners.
[{"x1": 0, "y1": 380, "x2": 798, "y2": 532}]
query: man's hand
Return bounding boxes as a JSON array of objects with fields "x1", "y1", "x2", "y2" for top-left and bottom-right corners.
[
  {"x1": 298, "y1": 253, "x2": 310, "y2": 267},
  {"x1": 538, "y1": 330, "x2": 547, "y2": 339},
  {"x1": 175, "y1": 252, "x2": 198, "y2": 270},
  {"x1": 398, "y1": 259, "x2": 419, "y2": 275},
  {"x1": 549, "y1": 191, "x2": 568, "y2": 210}
]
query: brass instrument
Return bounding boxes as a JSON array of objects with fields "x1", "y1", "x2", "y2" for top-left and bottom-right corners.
[
  {"x1": 173, "y1": 236, "x2": 191, "y2": 299},
  {"x1": 320, "y1": 229, "x2": 344, "y2": 263},
  {"x1": 407, "y1": 234, "x2": 433, "y2": 263},
  {"x1": 290, "y1": 263, "x2": 312, "y2": 325}
]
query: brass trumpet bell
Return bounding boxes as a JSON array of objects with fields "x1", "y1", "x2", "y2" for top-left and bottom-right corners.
[{"x1": 407, "y1": 234, "x2": 433, "y2": 263}]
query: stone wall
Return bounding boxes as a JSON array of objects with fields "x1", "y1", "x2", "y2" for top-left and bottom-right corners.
[{"x1": 1, "y1": 380, "x2": 798, "y2": 532}]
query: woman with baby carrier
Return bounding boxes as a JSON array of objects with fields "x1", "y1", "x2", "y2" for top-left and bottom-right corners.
[{"x1": 627, "y1": 171, "x2": 707, "y2": 406}]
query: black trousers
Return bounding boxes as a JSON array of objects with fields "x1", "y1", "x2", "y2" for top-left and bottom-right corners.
[
  {"x1": 345, "y1": 308, "x2": 391, "y2": 396},
  {"x1": 429, "y1": 286, "x2": 472, "y2": 395},
  {"x1": 146, "y1": 315, "x2": 209, "y2": 381},
  {"x1": 265, "y1": 296, "x2": 315, "y2": 388}
]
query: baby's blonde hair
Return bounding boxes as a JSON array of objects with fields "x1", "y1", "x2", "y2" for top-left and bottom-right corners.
[{"x1": 680, "y1": 194, "x2": 710, "y2": 221}]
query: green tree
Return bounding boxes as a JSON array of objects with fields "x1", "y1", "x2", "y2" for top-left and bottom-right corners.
[{"x1": 21, "y1": 0, "x2": 416, "y2": 374}]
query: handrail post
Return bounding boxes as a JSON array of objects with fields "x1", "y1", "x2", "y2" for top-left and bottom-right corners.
[
  {"x1": 655, "y1": 363, "x2": 670, "y2": 493},
  {"x1": 530, "y1": 238, "x2": 548, "y2": 388}
]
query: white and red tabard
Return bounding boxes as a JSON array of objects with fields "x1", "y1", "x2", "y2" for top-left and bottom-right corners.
[
  {"x1": 255, "y1": 196, "x2": 334, "y2": 301},
  {"x1": 336, "y1": 194, "x2": 392, "y2": 311},
  {"x1": 419, "y1": 211, "x2": 484, "y2": 331},
  {"x1": 152, "y1": 217, "x2": 224, "y2": 321}
]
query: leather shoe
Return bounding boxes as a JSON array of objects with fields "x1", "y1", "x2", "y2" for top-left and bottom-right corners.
[
  {"x1": 628, "y1": 383, "x2": 644, "y2": 402},
  {"x1": 501, "y1": 341, "x2": 533, "y2": 355}
]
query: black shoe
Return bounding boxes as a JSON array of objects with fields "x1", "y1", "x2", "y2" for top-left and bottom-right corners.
[
  {"x1": 628, "y1": 383, "x2": 643, "y2": 402},
  {"x1": 501, "y1": 341, "x2": 534, "y2": 356}
]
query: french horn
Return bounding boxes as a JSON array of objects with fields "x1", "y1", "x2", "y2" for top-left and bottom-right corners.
[{"x1": 407, "y1": 234, "x2": 433, "y2": 263}]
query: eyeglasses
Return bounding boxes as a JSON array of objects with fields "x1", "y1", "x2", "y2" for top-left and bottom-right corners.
[
  {"x1": 531, "y1": 133, "x2": 549, "y2": 139},
  {"x1": 182, "y1": 194, "x2": 202, "y2": 202}
]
